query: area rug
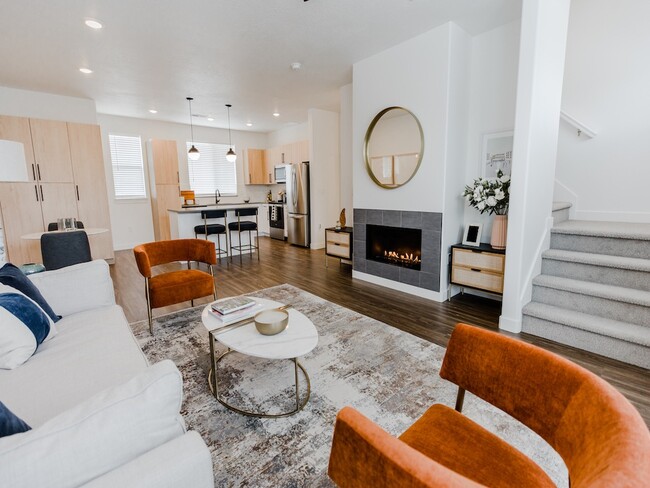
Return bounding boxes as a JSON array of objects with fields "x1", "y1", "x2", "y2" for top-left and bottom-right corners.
[{"x1": 130, "y1": 284, "x2": 568, "y2": 487}]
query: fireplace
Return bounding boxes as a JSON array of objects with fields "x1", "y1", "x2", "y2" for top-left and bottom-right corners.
[
  {"x1": 354, "y1": 209, "x2": 442, "y2": 292},
  {"x1": 366, "y1": 224, "x2": 422, "y2": 270}
]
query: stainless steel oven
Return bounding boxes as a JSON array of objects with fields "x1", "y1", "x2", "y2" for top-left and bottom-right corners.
[{"x1": 269, "y1": 203, "x2": 285, "y2": 240}]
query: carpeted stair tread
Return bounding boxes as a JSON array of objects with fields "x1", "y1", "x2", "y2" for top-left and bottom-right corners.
[
  {"x1": 532, "y1": 274, "x2": 650, "y2": 308},
  {"x1": 542, "y1": 249, "x2": 650, "y2": 273},
  {"x1": 523, "y1": 302, "x2": 650, "y2": 347},
  {"x1": 552, "y1": 220, "x2": 650, "y2": 240},
  {"x1": 552, "y1": 202, "x2": 572, "y2": 212}
]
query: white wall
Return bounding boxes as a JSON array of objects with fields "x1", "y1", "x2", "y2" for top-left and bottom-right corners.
[
  {"x1": 441, "y1": 24, "x2": 472, "y2": 296},
  {"x1": 353, "y1": 25, "x2": 451, "y2": 214},
  {"x1": 0, "y1": 86, "x2": 97, "y2": 124},
  {"x1": 97, "y1": 114, "x2": 270, "y2": 250},
  {"x1": 339, "y1": 84, "x2": 353, "y2": 223},
  {"x1": 308, "y1": 109, "x2": 340, "y2": 248},
  {"x1": 462, "y1": 21, "x2": 521, "y2": 240},
  {"x1": 267, "y1": 123, "x2": 308, "y2": 147},
  {"x1": 555, "y1": 0, "x2": 650, "y2": 223},
  {"x1": 500, "y1": 0, "x2": 571, "y2": 333}
]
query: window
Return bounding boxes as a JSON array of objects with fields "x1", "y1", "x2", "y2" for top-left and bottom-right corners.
[
  {"x1": 186, "y1": 142, "x2": 238, "y2": 196},
  {"x1": 109, "y1": 134, "x2": 147, "y2": 199}
]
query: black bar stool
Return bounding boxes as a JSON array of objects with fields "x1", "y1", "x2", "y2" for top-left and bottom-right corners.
[
  {"x1": 228, "y1": 208, "x2": 259, "y2": 264},
  {"x1": 194, "y1": 210, "x2": 228, "y2": 261}
]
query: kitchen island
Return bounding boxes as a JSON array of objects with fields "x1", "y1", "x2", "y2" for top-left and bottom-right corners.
[{"x1": 168, "y1": 203, "x2": 270, "y2": 256}]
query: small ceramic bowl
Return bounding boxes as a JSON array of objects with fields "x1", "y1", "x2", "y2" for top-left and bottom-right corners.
[{"x1": 254, "y1": 309, "x2": 289, "y2": 335}]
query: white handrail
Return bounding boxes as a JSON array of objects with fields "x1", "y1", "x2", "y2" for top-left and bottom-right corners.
[{"x1": 560, "y1": 111, "x2": 597, "y2": 138}]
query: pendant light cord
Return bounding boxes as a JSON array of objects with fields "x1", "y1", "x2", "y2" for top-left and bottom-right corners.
[
  {"x1": 226, "y1": 104, "x2": 232, "y2": 146},
  {"x1": 187, "y1": 97, "x2": 195, "y2": 143}
]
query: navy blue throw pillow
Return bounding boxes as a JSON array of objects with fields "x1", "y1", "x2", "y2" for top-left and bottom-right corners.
[
  {"x1": 0, "y1": 401, "x2": 31, "y2": 437},
  {"x1": 0, "y1": 263, "x2": 59, "y2": 322}
]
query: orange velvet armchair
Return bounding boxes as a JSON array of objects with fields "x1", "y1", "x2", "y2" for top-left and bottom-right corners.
[
  {"x1": 329, "y1": 323, "x2": 650, "y2": 488},
  {"x1": 133, "y1": 239, "x2": 217, "y2": 334}
]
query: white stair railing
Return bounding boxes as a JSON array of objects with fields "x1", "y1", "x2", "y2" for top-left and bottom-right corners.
[{"x1": 560, "y1": 111, "x2": 597, "y2": 138}]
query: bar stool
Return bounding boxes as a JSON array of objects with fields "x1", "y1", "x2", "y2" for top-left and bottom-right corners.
[
  {"x1": 228, "y1": 208, "x2": 259, "y2": 264},
  {"x1": 194, "y1": 210, "x2": 228, "y2": 261}
]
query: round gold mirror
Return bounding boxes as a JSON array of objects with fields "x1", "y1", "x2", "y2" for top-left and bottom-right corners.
[{"x1": 364, "y1": 107, "x2": 424, "y2": 189}]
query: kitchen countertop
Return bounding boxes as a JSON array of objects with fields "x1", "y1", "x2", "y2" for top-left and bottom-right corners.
[{"x1": 168, "y1": 202, "x2": 284, "y2": 214}]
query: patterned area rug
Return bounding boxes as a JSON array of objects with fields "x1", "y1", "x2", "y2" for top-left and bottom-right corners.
[{"x1": 130, "y1": 284, "x2": 567, "y2": 487}]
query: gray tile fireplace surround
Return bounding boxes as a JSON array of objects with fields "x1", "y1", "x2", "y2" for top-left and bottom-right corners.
[{"x1": 353, "y1": 208, "x2": 442, "y2": 292}]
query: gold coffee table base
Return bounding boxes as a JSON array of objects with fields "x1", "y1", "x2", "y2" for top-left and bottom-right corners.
[{"x1": 208, "y1": 342, "x2": 311, "y2": 418}]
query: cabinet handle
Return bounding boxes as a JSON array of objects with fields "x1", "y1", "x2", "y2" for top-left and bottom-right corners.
[
  {"x1": 471, "y1": 249, "x2": 482, "y2": 253},
  {"x1": 37, "y1": 164, "x2": 41, "y2": 180},
  {"x1": 76, "y1": 185, "x2": 80, "y2": 201},
  {"x1": 471, "y1": 268, "x2": 481, "y2": 272},
  {"x1": 39, "y1": 185, "x2": 44, "y2": 201},
  {"x1": 32, "y1": 164, "x2": 36, "y2": 180},
  {"x1": 249, "y1": 173, "x2": 252, "y2": 184},
  {"x1": 177, "y1": 171, "x2": 179, "y2": 183},
  {"x1": 34, "y1": 185, "x2": 39, "y2": 202},
  {"x1": 268, "y1": 173, "x2": 272, "y2": 183}
]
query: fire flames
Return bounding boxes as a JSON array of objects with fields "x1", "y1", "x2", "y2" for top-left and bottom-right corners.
[{"x1": 383, "y1": 250, "x2": 421, "y2": 266}]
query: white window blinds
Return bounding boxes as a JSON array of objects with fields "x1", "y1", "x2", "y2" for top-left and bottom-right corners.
[
  {"x1": 186, "y1": 142, "x2": 238, "y2": 196},
  {"x1": 109, "y1": 134, "x2": 146, "y2": 199}
]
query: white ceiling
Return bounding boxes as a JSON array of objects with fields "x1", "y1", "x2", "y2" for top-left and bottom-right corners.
[{"x1": 0, "y1": 0, "x2": 520, "y2": 133}]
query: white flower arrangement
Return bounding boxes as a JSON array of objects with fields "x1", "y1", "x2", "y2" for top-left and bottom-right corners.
[{"x1": 462, "y1": 170, "x2": 510, "y2": 215}]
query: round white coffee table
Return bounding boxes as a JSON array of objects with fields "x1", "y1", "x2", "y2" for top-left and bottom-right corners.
[{"x1": 201, "y1": 297, "x2": 318, "y2": 418}]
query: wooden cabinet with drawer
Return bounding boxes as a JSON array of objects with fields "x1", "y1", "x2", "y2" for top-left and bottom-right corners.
[
  {"x1": 325, "y1": 227, "x2": 353, "y2": 265},
  {"x1": 450, "y1": 243, "x2": 506, "y2": 295}
]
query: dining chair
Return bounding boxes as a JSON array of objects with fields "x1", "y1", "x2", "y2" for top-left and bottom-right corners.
[{"x1": 41, "y1": 231, "x2": 92, "y2": 270}]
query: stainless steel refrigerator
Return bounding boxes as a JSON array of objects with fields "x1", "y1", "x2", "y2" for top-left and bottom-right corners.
[{"x1": 286, "y1": 162, "x2": 310, "y2": 247}]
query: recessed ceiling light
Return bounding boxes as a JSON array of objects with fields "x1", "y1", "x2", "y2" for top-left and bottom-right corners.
[
  {"x1": 84, "y1": 19, "x2": 103, "y2": 29},
  {"x1": 246, "y1": 122, "x2": 253, "y2": 127},
  {"x1": 273, "y1": 112, "x2": 280, "y2": 117},
  {"x1": 149, "y1": 109, "x2": 158, "y2": 114},
  {"x1": 79, "y1": 67, "x2": 93, "y2": 74},
  {"x1": 207, "y1": 117, "x2": 214, "y2": 121},
  {"x1": 291, "y1": 62, "x2": 302, "y2": 71}
]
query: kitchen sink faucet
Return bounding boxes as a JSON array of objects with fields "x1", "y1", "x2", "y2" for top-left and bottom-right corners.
[{"x1": 215, "y1": 189, "x2": 221, "y2": 204}]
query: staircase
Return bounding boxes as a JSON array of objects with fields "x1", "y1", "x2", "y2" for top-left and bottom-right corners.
[{"x1": 522, "y1": 203, "x2": 650, "y2": 369}]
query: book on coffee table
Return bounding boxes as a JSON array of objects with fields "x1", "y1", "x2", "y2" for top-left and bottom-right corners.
[
  {"x1": 209, "y1": 302, "x2": 264, "y2": 326},
  {"x1": 211, "y1": 297, "x2": 256, "y2": 316}
]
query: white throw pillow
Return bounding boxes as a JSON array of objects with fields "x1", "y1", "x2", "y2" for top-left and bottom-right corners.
[
  {"x1": 0, "y1": 284, "x2": 56, "y2": 369},
  {"x1": 0, "y1": 360, "x2": 186, "y2": 488}
]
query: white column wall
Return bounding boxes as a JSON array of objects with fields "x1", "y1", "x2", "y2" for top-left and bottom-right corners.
[
  {"x1": 499, "y1": 0, "x2": 571, "y2": 333},
  {"x1": 339, "y1": 84, "x2": 353, "y2": 223}
]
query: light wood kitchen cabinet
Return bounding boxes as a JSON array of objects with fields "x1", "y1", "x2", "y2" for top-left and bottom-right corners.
[
  {"x1": 29, "y1": 118, "x2": 74, "y2": 183},
  {"x1": 0, "y1": 115, "x2": 115, "y2": 265},
  {"x1": 246, "y1": 149, "x2": 267, "y2": 184},
  {"x1": 154, "y1": 185, "x2": 181, "y2": 241},
  {"x1": 150, "y1": 139, "x2": 179, "y2": 185},
  {"x1": 150, "y1": 139, "x2": 180, "y2": 240},
  {"x1": 0, "y1": 182, "x2": 44, "y2": 264},
  {"x1": 0, "y1": 115, "x2": 36, "y2": 181},
  {"x1": 68, "y1": 123, "x2": 114, "y2": 260},
  {"x1": 39, "y1": 183, "x2": 79, "y2": 228},
  {"x1": 281, "y1": 144, "x2": 294, "y2": 166}
]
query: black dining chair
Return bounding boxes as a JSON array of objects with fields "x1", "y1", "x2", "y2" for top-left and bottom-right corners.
[
  {"x1": 47, "y1": 221, "x2": 85, "y2": 231},
  {"x1": 41, "y1": 231, "x2": 92, "y2": 270},
  {"x1": 228, "y1": 208, "x2": 259, "y2": 264},
  {"x1": 194, "y1": 210, "x2": 228, "y2": 261}
]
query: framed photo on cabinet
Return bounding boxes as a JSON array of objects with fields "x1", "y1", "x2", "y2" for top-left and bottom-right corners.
[{"x1": 462, "y1": 223, "x2": 483, "y2": 247}]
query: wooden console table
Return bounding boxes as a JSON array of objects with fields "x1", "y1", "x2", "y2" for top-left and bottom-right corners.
[
  {"x1": 325, "y1": 227, "x2": 353, "y2": 267},
  {"x1": 449, "y1": 243, "x2": 505, "y2": 299}
]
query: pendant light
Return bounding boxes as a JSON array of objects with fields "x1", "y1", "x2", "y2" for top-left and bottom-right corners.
[
  {"x1": 186, "y1": 97, "x2": 200, "y2": 161},
  {"x1": 225, "y1": 104, "x2": 237, "y2": 163}
]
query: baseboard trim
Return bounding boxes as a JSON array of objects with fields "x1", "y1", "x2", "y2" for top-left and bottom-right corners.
[
  {"x1": 499, "y1": 314, "x2": 522, "y2": 333},
  {"x1": 352, "y1": 270, "x2": 444, "y2": 302}
]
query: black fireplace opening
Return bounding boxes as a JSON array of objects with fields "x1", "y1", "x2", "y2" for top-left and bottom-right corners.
[{"x1": 366, "y1": 224, "x2": 422, "y2": 270}]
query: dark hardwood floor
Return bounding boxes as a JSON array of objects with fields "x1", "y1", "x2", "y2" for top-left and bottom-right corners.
[{"x1": 111, "y1": 236, "x2": 650, "y2": 425}]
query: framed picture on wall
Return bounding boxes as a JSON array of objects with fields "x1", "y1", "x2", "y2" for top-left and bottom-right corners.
[
  {"x1": 482, "y1": 131, "x2": 513, "y2": 179},
  {"x1": 462, "y1": 223, "x2": 482, "y2": 247}
]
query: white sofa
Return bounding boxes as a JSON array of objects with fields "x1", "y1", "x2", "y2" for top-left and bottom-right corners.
[{"x1": 0, "y1": 260, "x2": 214, "y2": 488}]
